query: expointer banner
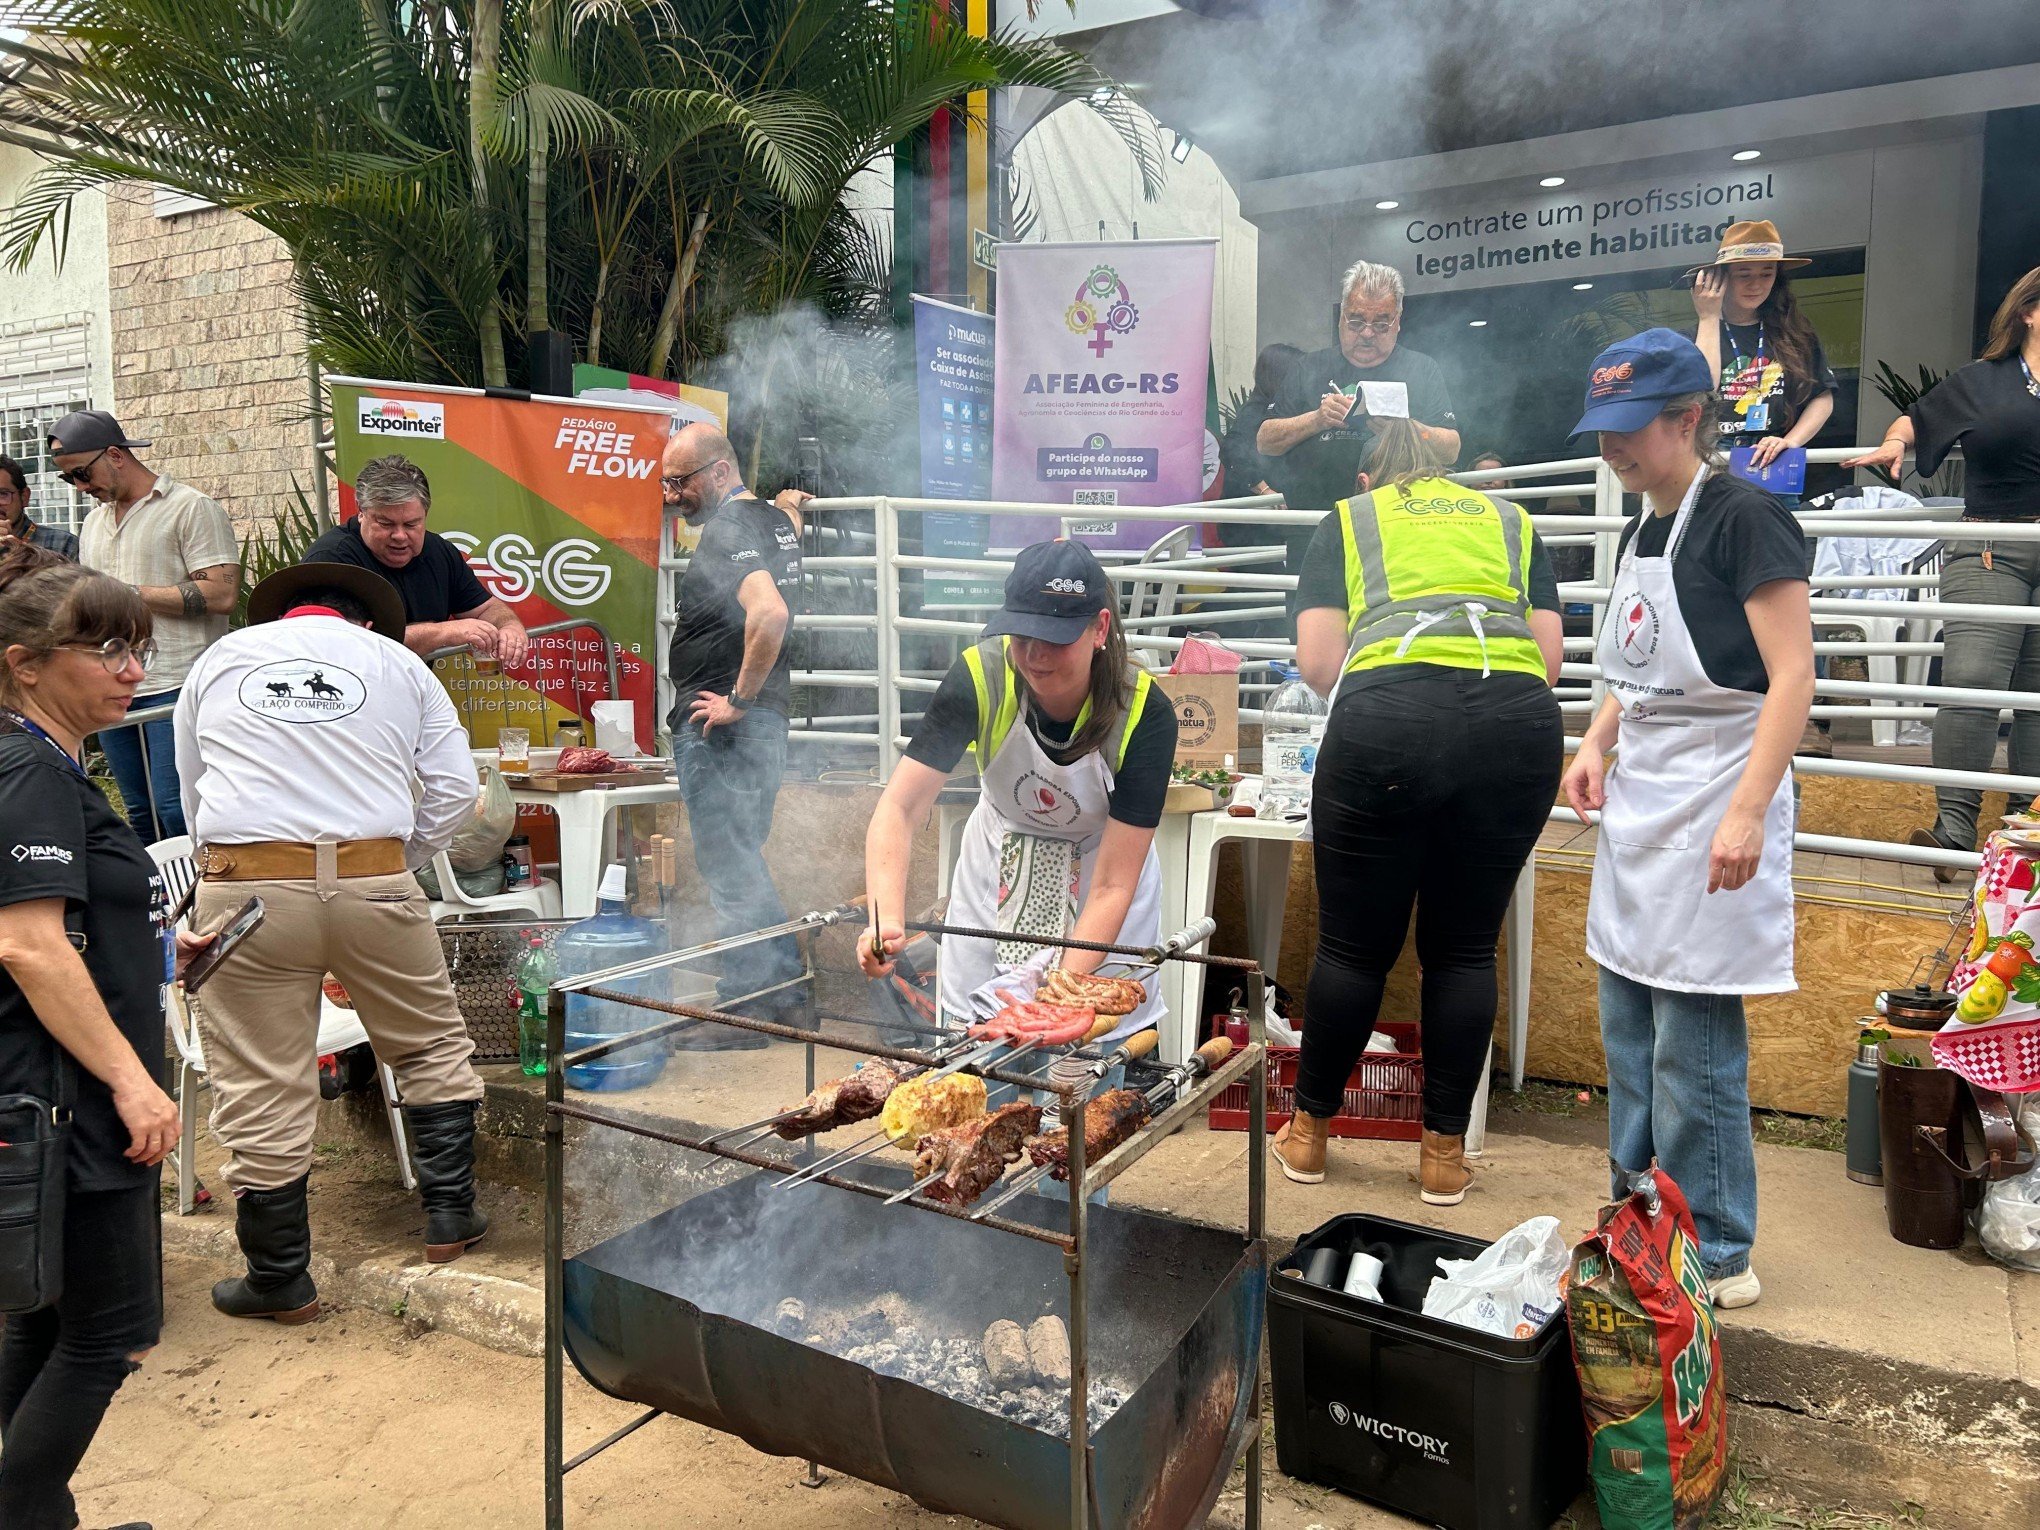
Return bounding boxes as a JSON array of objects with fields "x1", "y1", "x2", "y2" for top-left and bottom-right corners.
[
  {"x1": 912, "y1": 295, "x2": 998, "y2": 605},
  {"x1": 330, "y1": 378, "x2": 665, "y2": 752},
  {"x1": 992, "y1": 238, "x2": 1215, "y2": 550}
]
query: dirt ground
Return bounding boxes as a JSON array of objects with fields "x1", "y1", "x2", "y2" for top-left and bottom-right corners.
[{"x1": 77, "y1": 1251, "x2": 1395, "y2": 1530}]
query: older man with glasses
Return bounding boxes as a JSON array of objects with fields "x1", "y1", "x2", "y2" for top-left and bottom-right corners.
[
  {"x1": 662, "y1": 421, "x2": 810, "y2": 1036},
  {"x1": 49, "y1": 409, "x2": 238, "y2": 843},
  {"x1": 1258, "y1": 260, "x2": 1461, "y2": 625}
]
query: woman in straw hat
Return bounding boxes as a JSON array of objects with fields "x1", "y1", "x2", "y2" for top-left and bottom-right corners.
[{"x1": 1687, "y1": 220, "x2": 1836, "y2": 499}]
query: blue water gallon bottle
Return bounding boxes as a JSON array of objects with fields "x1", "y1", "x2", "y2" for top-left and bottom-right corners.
[{"x1": 554, "y1": 865, "x2": 667, "y2": 1092}]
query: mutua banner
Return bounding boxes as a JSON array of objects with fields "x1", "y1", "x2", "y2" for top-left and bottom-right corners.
[
  {"x1": 991, "y1": 238, "x2": 1215, "y2": 550},
  {"x1": 329, "y1": 378, "x2": 665, "y2": 752},
  {"x1": 912, "y1": 295, "x2": 998, "y2": 606}
]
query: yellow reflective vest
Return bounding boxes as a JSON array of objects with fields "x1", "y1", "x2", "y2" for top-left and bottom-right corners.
[
  {"x1": 1334, "y1": 476, "x2": 1545, "y2": 681},
  {"x1": 958, "y1": 635, "x2": 1154, "y2": 770}
]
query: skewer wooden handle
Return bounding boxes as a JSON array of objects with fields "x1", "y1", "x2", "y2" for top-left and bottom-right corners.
[
  {"x1": 1117, "y1": 1029, "x2": 1160, "y2": 1061},
  {"x1": 1191, "y1": 1036, "x2": 1234, "y2": 1072},
  {"x1": 1081, "y1": 1013, "x2": 1117, "y2": 1043}
]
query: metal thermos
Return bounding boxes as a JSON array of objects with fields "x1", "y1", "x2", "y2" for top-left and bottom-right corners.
[
  {"x1": 1298, "y1": 1247, "x2": 1344, "y2": 1290},
  {"x1": 1846, "y1": 1034, "x2": 1883, "y2": 1186}
]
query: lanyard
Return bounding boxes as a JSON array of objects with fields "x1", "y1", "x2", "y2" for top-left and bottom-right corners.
[
  {"x1": 1722, "y1": 320, "x2": 1766, "y2": 379},
  {"x1": 2022, "y1": 355, "x2": 2039, "y2": 400},
  {"x1": 1, "y1": 709, "x2": 86, "y2": 779}
]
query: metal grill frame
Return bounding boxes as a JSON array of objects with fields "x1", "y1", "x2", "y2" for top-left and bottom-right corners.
[{"x1": 540, "y1": 911, "x2": 1271, "y2": 1530}]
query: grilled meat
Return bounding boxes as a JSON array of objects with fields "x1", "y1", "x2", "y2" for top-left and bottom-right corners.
[
  {"x1": 912, "y1": 1101, "x2": 1043, "y2": 1205},
  {"x1": 1025, "y1": 1089, "x2": 1152, "y2": 1180},
  {"x1": 880, "y1": 1071, "x2": 987, "y2": 1145},
  {"x1": 967, "y1": 1001, "x2": 1096, "y2": 1046},
  {"x1": 771, "y1": 1060, "x2": 907, "y2": 1140},
  {"x1": 1038, "y1": 969, "x2": 1146, "y2": 1016}
]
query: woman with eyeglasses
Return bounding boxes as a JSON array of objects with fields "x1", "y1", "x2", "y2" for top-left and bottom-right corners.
[{"x1": 0, "y1": 543, "x2": 209, "y2": 1530}]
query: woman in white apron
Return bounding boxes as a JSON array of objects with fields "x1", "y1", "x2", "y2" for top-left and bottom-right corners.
[
  {"x1": 860, "y1": 540, "x2": 1175, "y2": 1047},
  {"x1": 1561, "y1": 329, "x2": 1814, "y2": 1311}
]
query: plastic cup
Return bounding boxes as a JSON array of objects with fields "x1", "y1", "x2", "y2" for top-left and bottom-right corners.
[
  {"x1": 1343, "y1": 1250, "x2": 1385, "y2": 1300},
  {"x1": 498, "y1": 727, "x2": 530, "y2": 772}
]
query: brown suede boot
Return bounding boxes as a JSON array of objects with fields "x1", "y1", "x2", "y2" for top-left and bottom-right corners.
[
  {"x1": 1271, "y1": 1111, "x2": 1329, "y2": 1184},
  {"x1": 1420, "y1": 1130, "x2": 1473, "y2": 1206}
]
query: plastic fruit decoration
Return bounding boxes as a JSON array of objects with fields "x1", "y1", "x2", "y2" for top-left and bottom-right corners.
[{"x1": 1958, "y1": 971, "x2": 2009, "y2": 1024}]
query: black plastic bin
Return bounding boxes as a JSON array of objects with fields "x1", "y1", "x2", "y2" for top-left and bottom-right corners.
[{"x1": 1268, "y1": 1213, "x2": 1585, "y2": 1530}]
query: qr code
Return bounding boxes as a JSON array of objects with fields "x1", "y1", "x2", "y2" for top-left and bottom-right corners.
[{"x1": 1072, "y1": 489, "x2": 1119, "y2": 506}]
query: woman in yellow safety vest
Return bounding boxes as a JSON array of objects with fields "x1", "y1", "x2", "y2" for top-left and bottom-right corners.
[
  {"x1": 1275, "y1": 403, "x2": 1564, "y2": 1203},
  {"x1": 859, "y1": 539, "x2": 1176, "y2": 1043}
]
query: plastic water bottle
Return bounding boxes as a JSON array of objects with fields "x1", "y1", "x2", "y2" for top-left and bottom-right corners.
[
  {"x1": 515, "y1": 937, "x2": 557, "y2": 1078},
  {"x1": 552, "y1": 865, "x2": 667, "y2": 1092},
  {"x1": 1259, "y1": 663, "x2": 1327, "y2": 821}
]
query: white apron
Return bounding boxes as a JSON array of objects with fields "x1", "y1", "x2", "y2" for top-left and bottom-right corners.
[
  {"x1": 941, "y1": 709, "x2": 1165, "y2": 1044},
  {"x1": 1585, "y1": 469, "x2": 1796, "y2": 994}
]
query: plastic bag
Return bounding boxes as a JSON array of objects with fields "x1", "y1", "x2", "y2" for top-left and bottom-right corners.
[
  {"x1": 1566, "y1": 1170, "x2": 1727, "y2": 1530},
  {"x1": 1420, "y1": 1214, "x2": 1568, "y2": 1338},
  {"x1": 448, "y1": 763, "x2": 516, "y2": 873},
  {"x1": 1979, "y1": 1092, "x2": 2040, "y2": 1272}
]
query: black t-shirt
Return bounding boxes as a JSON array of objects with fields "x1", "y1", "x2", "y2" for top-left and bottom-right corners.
[
  {"x1": 1710, "y1": 320, "x2": 1837, "y2": 447},
  {"x1": 0, "y1": 727, "x2": 167, "y2": 1191},
  {"x1": 905, "y1": 659, "x2": 1179, "y2": 829},
  {"x1": 1267, "y1": 344, "x2": 1458, "y2": 512},
  {"x1": 1909, "y1": 357, "x2": 2040, "y2": 521},
  {"x1": 669, "y1": 496, "x2": 802, "y2": 717},
  {"x1": 1614, "y1": 474, "x2": 1808, "y2": 694},
  {"x1": 304, "y1": 520, "x2": 490, "y2": 624}
]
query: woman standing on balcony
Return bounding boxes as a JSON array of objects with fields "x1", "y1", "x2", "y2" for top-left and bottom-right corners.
[
  {"x1": 1562, "y1": 330, "x2": 1814, "y2": 1312},
  {"x1": 1848, "y1": 267, "x2": 2040, "y2": 876}
]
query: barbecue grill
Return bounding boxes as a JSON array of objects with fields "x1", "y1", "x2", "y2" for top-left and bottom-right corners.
[{"x1": 542, "y1": 911, "x2": 1270, "y2": 1530}]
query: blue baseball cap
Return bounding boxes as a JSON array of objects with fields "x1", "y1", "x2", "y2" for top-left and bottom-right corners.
[
  {"x1": 983, "y1": 539, "x2": 1113, "y2": 645},
  {"x1": 1570, "y1": 328, "x2": 1715, "y2": 437}
]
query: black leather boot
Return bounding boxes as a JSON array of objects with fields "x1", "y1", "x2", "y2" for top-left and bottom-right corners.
[
  {"x1": 211, "y1": 1175, "x2": 320, "y2": 1323},
  {"x1": 404, "y1": 1099, "x2": 489, "y2": 1263}
]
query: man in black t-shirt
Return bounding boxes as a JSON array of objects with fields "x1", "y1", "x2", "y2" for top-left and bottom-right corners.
[
  {"x1": 1257, "y1": 260, "x2": 1461, "y2": 615},
  {"x1": 664, "y1": 422, "x2": 805, "y2": 1029},
  {"x1": 304, "y1": 455, "x2": 529, "y2": 665}
]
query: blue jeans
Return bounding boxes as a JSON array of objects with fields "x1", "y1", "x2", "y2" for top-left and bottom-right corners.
[
  {"x1": 674, "y1": 708, "x2": 801, "y2": 1003},
  {"x1": 96, "y1": 686, "x2": 183, "y2": 843},
  {"x1": 1597, "y1": 967, "x2": 1757, "y2": 1278}
]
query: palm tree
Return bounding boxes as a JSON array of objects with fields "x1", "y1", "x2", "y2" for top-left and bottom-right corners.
[{"x1": 0, "y1": 0, "x2": 1156, "y2": 405}]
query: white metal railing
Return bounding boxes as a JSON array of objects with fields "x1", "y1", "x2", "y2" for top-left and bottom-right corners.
[{"x1": 771, "y1": 444, "x2": 2038, "y2": 890}]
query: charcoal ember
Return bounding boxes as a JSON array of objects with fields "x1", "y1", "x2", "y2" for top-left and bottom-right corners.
[
  {"x1": 983, "y1": 1320, "x2": 1034, "y2": 1390},
  {"x1": 772, "y1": 1298, "x2": 806, "y2": 1335},
  {"x1": 1025, "y1": 1315, "x2": 1070, "y2": 1389}
]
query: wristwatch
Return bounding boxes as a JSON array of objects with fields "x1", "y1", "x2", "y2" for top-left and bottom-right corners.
[{"x1": 728, "y1": 689, "x2": 755, "y2": 712}]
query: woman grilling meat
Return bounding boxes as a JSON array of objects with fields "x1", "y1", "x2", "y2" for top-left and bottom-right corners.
[
  {"x1": 859, "y1": 540, "x2": 1176, "y2": 1044},
  {"x1": 1561, "y1": 329, "x2": 1814, "y2": 1312}
]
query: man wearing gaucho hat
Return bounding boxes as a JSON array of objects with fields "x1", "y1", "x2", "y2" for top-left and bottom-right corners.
[
  {"x1": 173, "y1": 561, "x2": 489, "y2": 1326},
  {"x1": 1684, "y1": 219, "x2": 1837, "y2": 477}
]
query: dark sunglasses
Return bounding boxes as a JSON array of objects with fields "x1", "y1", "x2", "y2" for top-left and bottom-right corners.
[{"x1": 57, "y1": 447, "x2": 110, "y2": 486}]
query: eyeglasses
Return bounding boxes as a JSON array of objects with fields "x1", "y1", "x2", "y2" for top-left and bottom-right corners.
[
  {"x1": 56, "y1": 448, "x2": 109, "y2": 486},
  {"x1": 661, "y1": 463, "x2": 716, "y2": 494},
  {"x1": 56, "y1": 637, "x2": 156, "y2": 675},
  {"x1": 1342, "y1": 315, "x2": 1399, "y2": 336}
]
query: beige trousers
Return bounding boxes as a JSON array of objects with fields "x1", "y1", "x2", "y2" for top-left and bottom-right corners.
[{"x1": 192, "y1": 867, "x2": 482, "y2": 1191}]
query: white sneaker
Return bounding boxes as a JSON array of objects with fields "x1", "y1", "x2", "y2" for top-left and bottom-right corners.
[{"x1": 1707, "y1": 1268, "x2": 1761, "y2": 1310}]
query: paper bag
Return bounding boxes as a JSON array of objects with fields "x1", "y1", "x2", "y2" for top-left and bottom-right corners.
[{"x1": 1157, "y1": 672, "x2": 1238, "y2": 769}]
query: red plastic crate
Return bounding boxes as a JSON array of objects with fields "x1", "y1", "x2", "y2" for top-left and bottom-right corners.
[{"x1": 1207, "y1": 1020, "x2": 1422, "y2": 1141}]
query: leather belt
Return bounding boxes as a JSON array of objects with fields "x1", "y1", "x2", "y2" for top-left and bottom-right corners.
[{"x1": 197, "y1": 839, "x2": 408, "y2": 881}]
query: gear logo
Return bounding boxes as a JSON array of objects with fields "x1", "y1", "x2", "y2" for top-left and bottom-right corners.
[{"x1": 1064, "y1": 264, "x2": 1140, "y2": 358}]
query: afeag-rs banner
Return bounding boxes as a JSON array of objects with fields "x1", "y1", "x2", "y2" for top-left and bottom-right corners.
[
  {"x1": 991, "y1": 239, "x2": 1215, "y2": 550},
  {"x1": 329, "y1": 379, "x2": 665, "y2": 752}
]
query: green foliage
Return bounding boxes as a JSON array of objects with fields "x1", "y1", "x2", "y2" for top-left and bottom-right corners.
[
  {"x1": 1869, "y1": 360, "x2": 1946, "y2": 415},
  {"x1": 233, "y1": 478, "x2": 328, "y2": 628},
  {"x1": 0, "y1": 0, "x2": 1153, "y2": 418}
]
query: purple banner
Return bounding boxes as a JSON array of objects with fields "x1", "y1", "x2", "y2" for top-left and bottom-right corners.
[{"x1": 992, "y1": 240, "x2": 1215, "y2": 550}]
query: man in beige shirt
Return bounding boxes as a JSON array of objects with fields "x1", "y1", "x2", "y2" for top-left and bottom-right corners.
[{"x1": 51, "y1": 409, "x2": 238, "y2": 842}]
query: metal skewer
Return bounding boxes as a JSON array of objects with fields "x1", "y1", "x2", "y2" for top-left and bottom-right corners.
[
  {"x1": 773, "y1": 1128, "x2": 893, "y2": 1189},
  {"x1": 700, "y1": 1107, "x2": 809, "y2": 1148}
]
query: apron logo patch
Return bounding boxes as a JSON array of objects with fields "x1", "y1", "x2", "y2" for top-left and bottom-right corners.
[
  {"x1": 1011, "y1": 770, "x2": 1082, "y2": 828},
  {"x1": 1615, "y1": 594, "x2": 1661, "y2": 669}
]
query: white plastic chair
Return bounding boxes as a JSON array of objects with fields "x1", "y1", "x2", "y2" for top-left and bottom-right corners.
[
  {"x1": 149, "y1": 836, "x2": 417, "y2": 1213},
  {"x1": 427, "y1": 849, "x2": 562, "y2": 922},
  {"x1": 1123, "y1": 523, "x2": 1195, "y2": 631}
]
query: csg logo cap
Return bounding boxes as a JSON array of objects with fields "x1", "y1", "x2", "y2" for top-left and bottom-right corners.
[
  {"x1": 982, "y1": 539, "x2": 1113, "y2": 646},
  {"x1": 1571, "y1": 327, "x2": 1714, "y2": 437}
]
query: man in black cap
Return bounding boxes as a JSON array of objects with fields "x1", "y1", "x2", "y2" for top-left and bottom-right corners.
[
  {"x1": 173, "y1": 562, "x2": 488, "y2": 1323},
  {"x1": 50, "y1": 409, "x2": 238, "y2": 841}
]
